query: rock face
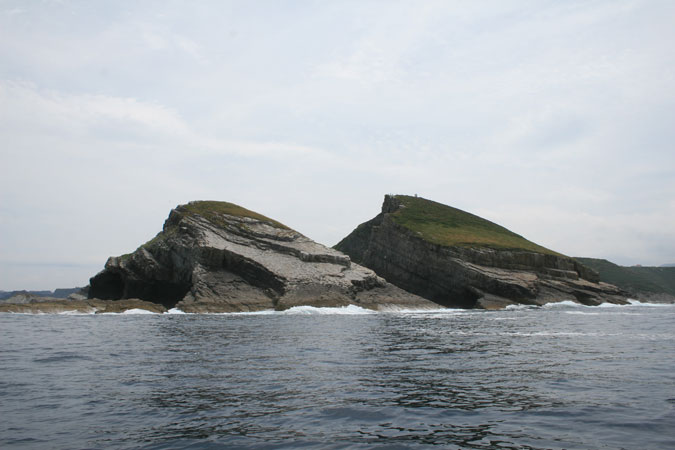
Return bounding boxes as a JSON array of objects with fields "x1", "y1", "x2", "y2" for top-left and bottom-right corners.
[
  {"x1": 335, "y1": 195, "x2": 628, "y2": 309},
  {"x1": 88, "y1": 201, "x2": 437, "y2": 312}
]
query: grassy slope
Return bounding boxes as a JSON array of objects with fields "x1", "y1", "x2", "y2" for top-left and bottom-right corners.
[
  {"x1": 180, "y1": 201, "x2": 289, "y2": 230},
  {"x1": 574, "y1": 257, "x2": 675, "y2": 295},
  {"x1": 391, "y1": 195, "x2": 560, "y2": 255}
]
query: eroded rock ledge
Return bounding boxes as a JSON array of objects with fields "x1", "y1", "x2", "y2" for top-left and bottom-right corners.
[
  {"x1": 88, "y1": 201, "x2": 437, "y2": 312},
  {"x1": 0, "y1": 298, "x2": 166, "y2": 314},
  {"x1": 335, "y1": 195, "x2": 628, "y2": 309}
]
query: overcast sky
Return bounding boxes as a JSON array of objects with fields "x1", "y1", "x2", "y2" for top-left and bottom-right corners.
[{"x1": 1, "y1": 0, "x2": 674, "y2": 290}]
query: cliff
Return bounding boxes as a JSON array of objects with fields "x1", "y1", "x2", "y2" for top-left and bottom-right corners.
[
  {"x1": 335, "y1": 195, "x2": 628, "y2": 309},
  {"x1": 88, "y1": 200, "x2": 437, "y2": 312}
]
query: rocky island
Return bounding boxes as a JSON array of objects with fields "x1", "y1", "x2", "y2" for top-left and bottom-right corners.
[
  {"x1": 335, "y1": 195, "x2": 628, "y2": 309},
  {"x1": 86, "y1": 201, "x2": 437, "y2": 312}
]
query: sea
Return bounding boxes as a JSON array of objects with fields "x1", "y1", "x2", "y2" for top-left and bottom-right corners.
[{"x1": 1, "y1": 301, "x2": 674, "y2": 450}]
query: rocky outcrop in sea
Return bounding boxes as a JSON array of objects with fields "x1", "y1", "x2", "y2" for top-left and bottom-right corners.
[
  {"x1": 336, "y1": 195, "x2": 628, "y2": 309},
  {"x1": 88, "y1": 201, "x2": 437, "y2": 312}
]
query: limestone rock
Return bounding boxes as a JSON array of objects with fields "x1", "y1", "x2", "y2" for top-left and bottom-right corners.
[
  {"x1": 88, "y1": 201, "x2": 437, "y2": 312},
  {"x1": 335, "y1": 195, "x2": 629, "y2": 309}
]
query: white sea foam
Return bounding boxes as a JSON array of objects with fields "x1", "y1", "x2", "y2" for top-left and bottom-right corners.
[
  {"x1": 57, "y1": 310, "x2": 95, "y2": 315},
  {"x1": 378, "y1": 306, "x2": 464, "y2": 314},
  {"x1": 120, "y1": 308, "x2": 159, "y2": 315},
  {"x1": 280, "y1": 305, "x2": 376, "y2": 315},
  {"x1": 166, "y1": 308, "x2": 187, "y2": 314},
  {"x1": 627, "y1": 299, "x2": 674, "y2": 307},
  {"x1": 198, "y1": 305, "x2": 463, "y2": 316},
  {"x1": 504, "y1": 304, "x2": 539, "y2": 310},
  {"x1": 542, "y1": 300, "x2": 583, "y2": 308},
  {"x1": 202, "y1": 305, "x2": 375, "y2": 315}
]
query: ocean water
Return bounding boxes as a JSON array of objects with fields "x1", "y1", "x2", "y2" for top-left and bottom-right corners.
[{"x1": 1, "y1": 302, "x2": 674, "y2": 449}]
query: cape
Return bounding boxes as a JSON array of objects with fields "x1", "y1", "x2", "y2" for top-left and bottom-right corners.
[{"x1": 335, "y1": 195, "x2": 628, "y2": 309}]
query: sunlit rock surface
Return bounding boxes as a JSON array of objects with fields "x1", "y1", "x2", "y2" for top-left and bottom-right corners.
[{"x1": 89, "y1": 201, "x2": 437, "y2": 312}]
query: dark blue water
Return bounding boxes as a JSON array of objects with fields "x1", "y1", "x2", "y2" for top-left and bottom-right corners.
[{"x1": 1, "y1": 302, "x2": 674, "y2": 449}]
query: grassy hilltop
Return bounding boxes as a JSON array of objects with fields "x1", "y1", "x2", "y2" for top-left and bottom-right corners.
[
  {"x1": 179, "y1": 201, "x2": 289, "y2": 230},
  {"x1": 390, "y1": 195, "x2": 560, "y2": 255}
]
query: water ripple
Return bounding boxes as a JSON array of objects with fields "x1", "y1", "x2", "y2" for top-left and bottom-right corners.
[{"x1": 0, "y1": 304, "x2": 674, "y2": 449}]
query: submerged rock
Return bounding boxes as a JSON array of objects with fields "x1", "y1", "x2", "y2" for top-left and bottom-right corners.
[
  {"x1": 88, "y1": 201, "x2": 436, "y2": 312},
  {"x1": 335, "y1": 195, "x2": 628, "y2": 309},
  {"x1": 0, "y1": 298, "x2": 166, "y2": 314}
]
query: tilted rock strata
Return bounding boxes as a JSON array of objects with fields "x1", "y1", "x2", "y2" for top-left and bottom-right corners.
[
  {"x1": 335, "y1": 196, "x2": 628, "y2": 309},
  {"x1": 89, "y1": 202, "x2": 437, "y2": 312}
]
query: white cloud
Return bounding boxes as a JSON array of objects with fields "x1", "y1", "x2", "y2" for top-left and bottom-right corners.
[{"x1": 1, "y1": 0, "x2": 675, "y2": 288}]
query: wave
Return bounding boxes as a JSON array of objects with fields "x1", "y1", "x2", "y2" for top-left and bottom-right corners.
[
  {"x1": 5, "y1": 299, "x2": 672, "y2": 316},
  {"x1": 57, "y1": 310, "x2": 95, "y2": 315},
  {"x1": 377, "y1": 306, "x2": 465, "y2": 314},
  {"x1": 179, "y1": 305, "x2": 377, "y2": 316},
  {"x1": 541, "y1": 300, "x2": 584, "y2": 308},
  {"x1": 627, "y1": 299, "x2": 674, "y2": 307},
  {"x1": 281, "y1": 305, "x2": 376, "y2": 315},
  {"x1": 99, "y1": 308, "x2": 160, "y2": 315}
]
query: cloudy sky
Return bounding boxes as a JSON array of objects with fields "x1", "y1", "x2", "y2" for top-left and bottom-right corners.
[{"x1": 1, "y1": 0, "x2": 674, "y2": 290}]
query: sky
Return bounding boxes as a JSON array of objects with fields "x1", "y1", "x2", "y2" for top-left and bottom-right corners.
[{"x1": 1, "y1": 0, "x2": 674, "y2": 290}]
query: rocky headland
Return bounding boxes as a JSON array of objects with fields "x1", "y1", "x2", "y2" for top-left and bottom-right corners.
[
  {"x1": 87, "y1": 201, "x2": 437, "y2": 312},
  {"x1": 335, "y1": 195, "x2": 628, "y2": 309},
  {"x1": 574, "y1": 257, "x2": 675, "y2": 303}
]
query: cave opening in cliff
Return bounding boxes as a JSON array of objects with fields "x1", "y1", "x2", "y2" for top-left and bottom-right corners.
[
  {"x1": 123, "y1": 279, "x2": 191, "y2": 309},
  {"x1": 429, "y1": 288, "x2": 481, "y2": 309},
  {"x1": 89, "y1": 271, "x2": 125, "y2": 300}
]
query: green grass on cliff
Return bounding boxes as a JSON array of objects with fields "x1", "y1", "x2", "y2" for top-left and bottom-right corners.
[
  {"x1": 574, "y1": 257, "x2": 675, "y2": 295},
  {"x1": 390, "y1": 195, "x2": 560, "y2": 255},
  {"x1": 181, "y1": 201, "x2": 289, "y2": 229}
]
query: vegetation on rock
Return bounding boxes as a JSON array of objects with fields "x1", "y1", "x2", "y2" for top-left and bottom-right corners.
[
  {"x1": 574, "y1": 257, "x2": 675, "y2": 296},
  {"x1": 121, "y1": 200, "x2": 289, "y2": 261},
  {"x1": 390, "y1": 195, "x2": 559, "y2": 255},
  {"x1": 180, "y1": 200, "x2": 289, "y2": 230}
]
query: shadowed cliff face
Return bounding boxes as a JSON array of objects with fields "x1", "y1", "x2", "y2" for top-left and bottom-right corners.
[
  {"x1": 335, "y1": 195, "x2": 628, "y2": 309},
  {"x1": 89, "y1": 201, "x2": 437, "y2": 312}
]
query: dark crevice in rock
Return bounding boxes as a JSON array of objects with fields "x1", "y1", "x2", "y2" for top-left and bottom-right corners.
[
  {"x1": 123, "y1": 279, "x2": 190, "y2": 309},
  {"x1": 89, "y1": 269, "x2": 190, "y2": 309},
  {"x1": 88, "y1": 271, "x2": 124, "y2": 300}
]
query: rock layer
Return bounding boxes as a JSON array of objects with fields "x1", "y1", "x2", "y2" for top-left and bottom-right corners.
[
  {"x1": 335, "y1": 195, "x2": 628, "y2": 309},
  {"x1": 89, "y1": 201, "x2": 437, "y2": 312}
]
